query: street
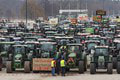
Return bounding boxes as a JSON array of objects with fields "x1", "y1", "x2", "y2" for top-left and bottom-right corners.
[{"x1": 0, "y1": 69, "x2": 120, "y2": 80}]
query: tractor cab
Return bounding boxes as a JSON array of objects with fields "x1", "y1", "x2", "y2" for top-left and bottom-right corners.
[
  {"x1": 74, "y1": 33, "x2": 90, "y2": 44},
  {"x1": 86, "y1": 35, "x2": 101, "y2": 41},
  {"x1": 24, "y1": 37, "x2": 37, "y2": 42},
  {"x1": 85, "y1": 40, "x2": 100, "y2": 54},
  {"x1": 38, "y1": 38, "x2": 53, "y2": 42},
  {"x1": 66, "y1": 44, "x2": 83, "y2": 64},
  {"x1": 45, "y1": 31, "x2": 58, "y2": 38},
  {"x1": 0, "y1": 42, "x2": 15, "y2": 57},
  {"x1": 39, "y1": 42, "x2": 57, "y2": 58},
  {"x1": 112, "y1": 38, "x2": 120, "y2": 70},
  {"x1": 25, "y1": 41, "x2": 39, "y2": 59},
  {"x1": 114, "y1": 38, "x2": 120, "y2": 52},
  {"x1": 55, "y1": 36, "x2": 74, "y2": 45}
]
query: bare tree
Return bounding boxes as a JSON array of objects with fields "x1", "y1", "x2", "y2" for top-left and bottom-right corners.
[{"x1": 20, "y1": 0, "x2": 46, "y2": 20}]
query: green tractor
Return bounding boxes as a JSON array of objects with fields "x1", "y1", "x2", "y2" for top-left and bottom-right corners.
[
  {"x1": 58, "y1": 43, "x2": 87, "y2": 73},
  {"x1": 32, "y1": 42, "x2": 57, "y2": 72},
  {"x1": 90, "y1": 46, "x2": 113, "y2": 74},
  {"x1": 6, "y1": 45, "x2": 31, "y2": 73},
  {"x1": 113, "y1": 38, "x2": 120, "y2": 73},
  {"x1": 0, "y1": 42, "x2": 15, "y2": 70}
]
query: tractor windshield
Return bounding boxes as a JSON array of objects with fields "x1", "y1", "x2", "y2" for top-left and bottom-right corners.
[
  {"x1": 27, "y1": 44, "x2": 35, "y2": 49},
  {"x1": 88, "y1": 37, "x2": 100, "y2": 40},
  {"x1": 95, "y1": 48, "x2": 108, "y2": 55},
  {"x1": 41, "y1": 43, "x2": 55, "y2": 51},
  {"x1": 68, "y1": 46, "x2": 80, "y2": 53},
  {"x1": 0, "y1": 44, "x2": 11, "y2": 52},
  {"x1": 25, "y1": 38, "x2": 36, "y2": 41},
  {"x1": 87, "y1": 43, "x2": 97, "y2": 50},
  {"x1": 15, "y1": 46, "x2": 25, "y2": 54},
  {"x1": 117, "y1": 43, "x2": 120, "y2": 49}
]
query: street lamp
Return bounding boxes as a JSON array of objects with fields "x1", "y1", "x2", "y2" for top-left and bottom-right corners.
[
  {"x1": 25, "y1": 0, "x2": 28, "y2": 32},
  {"x1": 26, "y1": 0, "x2": 27, "y2": 25},
  {"x1": 103, "y1": 0, "x2": 105, "y2": 10}
]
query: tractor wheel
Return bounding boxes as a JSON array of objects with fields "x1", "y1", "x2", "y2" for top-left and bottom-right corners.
[
  {"x1": 33, "y1": 71, "x2": 39, "y2": 73},
  {"x1": 117, "y1": 62, "x2": 120, "y2": 74},
  {"x1": 8, "y1": 54, "x2": 12, "y2": 60},
  {"x1": 66, "y1": 68, "x2": 70, "y2": 72},
  {"x1": 6, "y1": 61, "x2": 12, "y2": 73},
  {"x1": 107, "y1": 63, "x2": 113, "y2": 74},
  {"x1": 113, "y1": 57, "x2": 117, "y2": 69},
  {"x1": 24, "y1": 61, "x2": 30, "y2": 73},
  {"x1": 84, "y1": 58, "x2": 87, "y2": 71},
  {"x1": 90, "y1": 63, "x2": 96, "y2": 74},
  {"x1": 0, "y1": 57, "x2": 2, "y2": 71},
  {"x1": 78, "y1": 61, "x2": 84, "y2": 74}
]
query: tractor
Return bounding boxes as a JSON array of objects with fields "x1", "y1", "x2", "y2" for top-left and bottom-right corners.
[
  {"x1": 113, "y1": 37, "x2": 120, "y2": 73},
  {"x1": 6, "y1": 45, "x2": 31, "y2": 73},
  {"x1": 90, "y1": 46, "x2": 113, "y2": 74},
  {"x1": 0, "y1": 42, "x2": 15, "y2": 70},
  {"x1": 57, "y1": 43, "x2": 87, "y2": 73},
  {"x1": 32, "y1": 41, "x2": 57, "y2": 72}
]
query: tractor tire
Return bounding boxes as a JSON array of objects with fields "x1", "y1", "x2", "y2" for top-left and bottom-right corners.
[
  {"x1": 24, "y1": 61, "x2": 30, "y2": 73},
  {"x1": 90, "y1": 63, "x2": 96, "y2": 74},
  {"x1": 8, "y1": 54, "x2": 12, "y2": 60},
  {"x1": 66, "y1": 68, "x2": 70, "y2": 72},
  {"x1": 33, "y1": 71, "x2": 39, "y2": 73},
  {"x1": 78, "y1": 61, "x2": 84, "y2": 74},
  {"x1": 117, "y1": 62, "x2": 120, "y2": 74},
  {"x1": 113, "y1": 57, "x2": 117, "y2": 69},
  {"x1": 107, "y1": 63, "x2": 113, "y2": 74},
  {"x1": 84, "y1": 58, "x2": 87, "y2": 71},
  {"x1": 6, "y1": 61, "x2": 12, "y2": 73}
]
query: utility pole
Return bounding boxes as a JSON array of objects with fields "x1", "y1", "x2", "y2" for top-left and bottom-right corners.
[
  {"x1": 86, "y1": 0, "x2": 88, "y2": 10},
  {"x1": 26, "y1": 0, "x2": 27, "y2": 25},
  {"x1": 103, "y1": 0, "x2": 105, "y2": 10},
  {"x1": 25, "y1": 0, "x2": 28, "y2": 32},
  {"x1": 68, "y1": 0, "x2": 71, "y2": 16}
]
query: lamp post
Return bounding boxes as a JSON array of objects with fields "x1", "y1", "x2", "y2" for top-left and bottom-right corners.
[
  {"x1": 103, "y1": 0, "x2": 105, "y2": 10},
  {"x1": 26, "y1": 0, "x2": 27, "y2": 25},
  {"x1": 24, "y1": 0, "x2": 28, "y2": 32}
]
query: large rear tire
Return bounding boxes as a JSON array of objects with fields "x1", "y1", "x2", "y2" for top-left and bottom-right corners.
[
  {"x1": 90, "y1": 63, "x2": 96, "y2": 74},
  {"x1": 107, "y1": 63, "x2": 113, "y2": 74},
  {"x1": 78, "y1": 61, "x2": 84, "y2": 74},
  {"x1": 6, "y1": 61, "x2": 12, "y2": 73},
  {"x1": 113, "y1": 57, "x2": 117, "y2": 69},
  {"x1": 24, "y1": 61, "x2": 30, "y2": 73},
  {"x1": 84, "y1": 57, "x2": 87, "y2": 71},
  {"x1": 117, "y1": 62, "x2": 120, "y2": 74}
]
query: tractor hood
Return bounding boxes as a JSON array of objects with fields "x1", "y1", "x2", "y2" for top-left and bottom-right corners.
[
  {"x1": 68, "y1": 52, "x2": 76, "y2": 58},
  {"x1": 41, "y1": 52, "x2": 50, "y2": 58},
  {"x1": 15, "y1": 54, "x2": 22, "y2": 60}
]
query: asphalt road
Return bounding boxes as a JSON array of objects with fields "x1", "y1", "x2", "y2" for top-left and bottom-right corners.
[{"x1": 0, "y1": 69, "x2": 120, "y2": 80}]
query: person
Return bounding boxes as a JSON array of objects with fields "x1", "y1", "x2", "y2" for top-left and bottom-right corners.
[
  {"x1": 56, "y1": 58, "x2": 60, "y2": 75},
  {"x1": 51, "y1": 58, "x2": 56, "y2": 76},
  {"x1": 60, "y1": 58, "x2": 66, "y2": 76}
]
